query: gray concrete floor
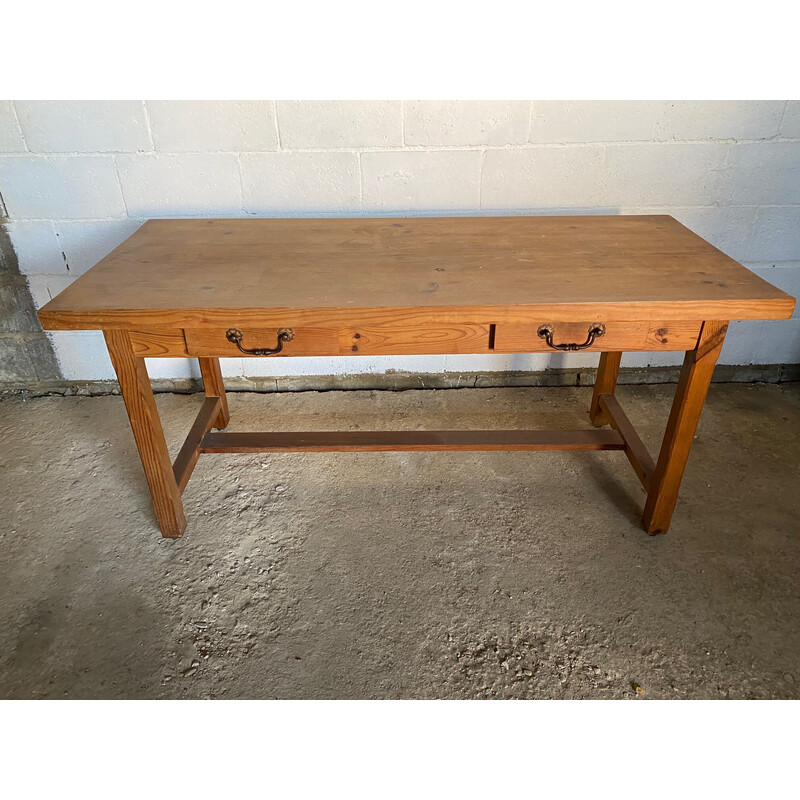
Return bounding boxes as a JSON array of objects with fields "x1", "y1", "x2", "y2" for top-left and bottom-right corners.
[{"x1": 1, "y1": 383, "x2": 799, "y2": 699}]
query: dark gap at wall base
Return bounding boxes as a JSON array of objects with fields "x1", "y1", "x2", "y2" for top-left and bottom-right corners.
[{"x1": 2, "y1": 364, "x2": 798, "y2": 399}]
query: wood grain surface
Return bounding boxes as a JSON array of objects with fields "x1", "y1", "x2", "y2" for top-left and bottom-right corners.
[
  {"x1": 589, "y1": 351, "x2": 622, "y2": 426},
  {"x1": 38, "y1": 216, "x2": 795, "y2": 330},
  {"x1": 104, "y1": 329, "x2": 186, "y2": 538},
  {"x1": 185, "y1": 327, "x2": 339, "y2": 357},
  {"x1": 493, "y1": 321, "x2": 702, "y2": 352},
  {"x1": 642, "y1": 320, "x2": 729, "y2": 535},
  {"x1": 341, "y1": 324, "x2": 490, "y2": 354},
  {"x1": 199, "y1": 429, "x2": 628, "y2": 453}
]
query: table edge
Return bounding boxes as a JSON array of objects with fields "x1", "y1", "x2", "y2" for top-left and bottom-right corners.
[{"x1": 38, "y1": 296, "x2": 796, "y2": 331}]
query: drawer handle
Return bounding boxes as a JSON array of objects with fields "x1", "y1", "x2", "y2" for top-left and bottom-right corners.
[
  {"x1": 225, "y1": 327, "x2": 295, "y2": 355},
  {"x1": 537, "y1": 323, "x2": 606, "y2": 351}
]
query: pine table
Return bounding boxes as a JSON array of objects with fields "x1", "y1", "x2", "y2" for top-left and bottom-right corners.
[{"x1": 38, "y1": 215, "x2": 796, "y2": 539}]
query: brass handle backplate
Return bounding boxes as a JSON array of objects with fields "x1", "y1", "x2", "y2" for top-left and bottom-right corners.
[
  {"x1": 225, "y1": 328, "x2": 295, "y2": 355},
  {"x1": 537, "y1": 323, "x2": 606, "y2": 351}
]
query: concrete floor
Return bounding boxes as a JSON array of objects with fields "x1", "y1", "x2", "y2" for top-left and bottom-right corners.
[{"x1": 1, "y1": 383, "x2": 798, "y2": 699}]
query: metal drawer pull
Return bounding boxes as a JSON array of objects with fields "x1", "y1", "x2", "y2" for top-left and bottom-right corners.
[
  {"x1": 225, "y1": 328, "x2": 295, "y2": 355},
  {"x1": 537, "y1": 323, "x2": 606, "y2": 351}
]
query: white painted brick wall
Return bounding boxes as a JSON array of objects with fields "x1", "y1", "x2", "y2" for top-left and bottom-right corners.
[
  {"x1": 663, "y1": 207, "x2": 758, "y2": 263},
  {"x1": 481, "y1": 147, "x2": 606, "y2": 208},
  {"x1": 5, "y1": 220, "x2": 64, "y2": 273},
  {"x1": 116, "y1": 153, "x2": 243, "y2": 216},
  {"x1": 722, "y1": 142, "x2": 800, "y2": 205},
  {"x1": 46, "y1": 331, "x2": 116, "y2": 381},
  {"x1": 603, "y1": 143, "x2": 730, "y2": 206},
  {"x1": 0, "y1": 155, "x2": 126, "y2": 218},
  {"x1": 361, "y1": 150, "x2": 482, "y2": 210},
  {"x1": 781, "y1": 102, "x2": 800, "y2": 138},
  {"x1": 147, "y1": 101, "x2": 278, "y2": 152},
  {"x1": 749, "y1": 208, "x2": 800, "y2": 262},
  {"x1": 241, "y1": 353, "x2": 449, "y2": 378},
  {"x1": 651, "y1": 101, "x2": 785, "y2": 141},
  {"x1": 53, "y1": 219, "x2": 145, "y2": 276},
  {"x1": 530, "y1": 101, "x2": 661, "y2": 144},
  {"x1": 0, "y1": 100, "x2": 797, "y2": 383},
  {"x1": 0, "y1": 102, "x2": 26, "y2": 152},
  {"x1": 276, "y1": 101, "x2": 402, "y2": 149},
  {"x1": 15, "y1": 101, "x2": 152, "y2": 153},
  {"x1": 404, "y1": 101, "x2": 530, "y2": 146},
  {"x1": 241, "y1": 152, "x2": 360, "y2": 213},
  {"x1": 26, "y1": 273, "x2": 72, "y2": 310}
]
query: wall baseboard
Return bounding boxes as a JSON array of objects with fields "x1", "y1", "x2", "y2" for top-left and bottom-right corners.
[{"x1": 2, "y1": 363, "x2": 798, "y2": 398}]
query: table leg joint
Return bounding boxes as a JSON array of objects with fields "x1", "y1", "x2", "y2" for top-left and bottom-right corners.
[
  {"x1": 198, "y1": 357, "x2": 229, "y2": 429},
  {"x1": 642, "y1": 320, "x2": 728, "y2": 535},
  {"x1": 590, "y1": 351, "x2": 622, "y2": 426},
  {"x1": 597, "y1": 393, "x2": 655, "y2": 491},
  {"x1": 104, "y1": 329, "x2": 187, "y2": 538},
  {"x1": 172, "y1": 396, "x2": 222, "y2": 494}
]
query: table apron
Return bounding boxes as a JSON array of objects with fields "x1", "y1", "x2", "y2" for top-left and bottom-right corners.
[{"x1": 128, "y1": 320, "x2": 704, "y2": 358}]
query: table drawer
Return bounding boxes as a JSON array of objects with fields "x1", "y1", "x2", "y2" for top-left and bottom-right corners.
[
  {"x1": 185, "y1": 327, "x2": 339, "y2": 357},
  {"x1": 341, "y1": 324, "x2": 491, "y2": 355},
  {"x1": 493, "y1": 321, "x2": 702, "y2": 353}
]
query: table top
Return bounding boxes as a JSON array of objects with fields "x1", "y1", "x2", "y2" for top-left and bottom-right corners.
[{"x1": 38, "y1": 215, "x2": 795, "y2": 329}]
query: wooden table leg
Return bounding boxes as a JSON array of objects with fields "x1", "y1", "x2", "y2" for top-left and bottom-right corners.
[
  {"x1": 198, "y1": 357, "x2": 230, "y2": 429},
  {"x1": 104, "y1": 329, "x2": 187, "y2": 538},
  {"x1": 642, "y1": 321, "x2": 728, "y2": 535},
  {"x1": 590, "y1": 351, "x2": 622, "y2": 426}
]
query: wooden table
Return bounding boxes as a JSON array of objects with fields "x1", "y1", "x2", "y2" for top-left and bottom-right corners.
[{"x1": 38, "y1": 216, "x2": 795, "y2": 539}]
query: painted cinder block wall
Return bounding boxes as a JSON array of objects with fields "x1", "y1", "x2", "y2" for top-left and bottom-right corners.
[{"x1": 0, "y1": 100, "x2": 798, "y2": 385}]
